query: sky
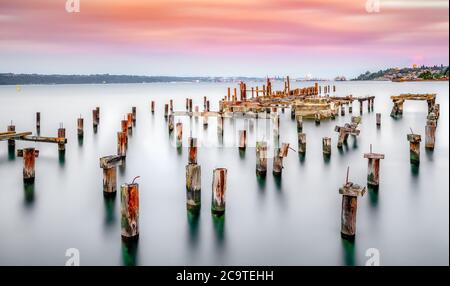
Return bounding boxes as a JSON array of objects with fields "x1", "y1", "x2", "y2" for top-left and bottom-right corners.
[{"x1": 0, "y1": 0, "x2": 448, "y2": 78}]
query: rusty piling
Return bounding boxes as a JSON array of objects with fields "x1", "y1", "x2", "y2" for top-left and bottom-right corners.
[
  {"x1": 363, "y1": 145, "x2": 385, "y2": 187},
  {"x1": 298, "y1": 133, "x2": 306, "y2": 154},
  {"x1": 425, "y1": 113, "x2": 437, "y2": 150},
  {"x1": 239, "y1": 130, "x2": 247, "y2": 150},
  {"x1": 211, "y1": 168, "x2": 227, "y2": 215},
  {"x1": 18, "y1": 147, "x2": 38, "y2": 183},
  {"x1": 7, "y1": 123, "x2": 15, "y2": 147},
  {"x1": 77, "y1": 117, "x2": 84, "y2": 137},
  {"x1": 407, "y1": 131, "x2": 421, "y2": 165},
  {"x1": 176, "y1": 122, "x2": 183, "y2": 148},
  {"x1": 256, "y1": 141, "x2": 267, "y2": 176},
  {"x1": 121, "y1": 178, "x2": 140, "y2": 240},
  {"x1": 322, "y1": 137, "x2": 331, "y2": 155},
  {"x1": 117, "y1": 132, "x2": 127, "y2": 157}
]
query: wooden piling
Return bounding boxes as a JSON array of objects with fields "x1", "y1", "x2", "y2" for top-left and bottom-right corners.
[
  {"x1": 176, "y1": 122, "x2": 183, "y2": 148},
  {"x1": 217, "y1": 114, "x2": 224, "y2": 136},
  {"x1": 168, "y1": 114, "x2": 174, "y2": 132},
  {"x1": 188, "y1": 137, "x2": 197, "y2": 164},
  {"x1": 164, "y1": 104, "x2": 169, "y2": 118},
  {"x1": 77, "y1": 117, "x2": 84, "y2": 137},
  {"x1": 132, "y1": 107, "x2": 137, "y2": 123},
  {"x1": 36, "y1": 112, "x2": 41, "y2": 129},
  {"x1": 363, "y1": 145, "x2": 385, "y2": 187},
  {"x1": 151, "y1": 101, "x2": 155, "y2": 113},
  {"x1": 121, "y1": 181, "x2": 139, "y2": 240},
  {"x1": 93, "y1": 109, "x2": 99, "y2": 128},
  {"x1": 203, "y1": 115, "x2": 208, "y2": 127},
  {"x1": 57, "y1": 126, "x2": 66, "y2": 151},
  {"x1": 102, "y1": 166, "x2": 117, "y2": 193},
  {"x1": 186, "y1": 164, "x2": 201, "y2": 212},
  {"x1": 339, "y1": 167, "x2": 365, "y2": 239},
  {"x1": 425, "y1": 121, "x2": 436, "y2": 150},
  {"x1": 121, "y1": 120, "x2": 128, "y2": 145},
  {"x1": 407, "y1": 132, "x2": 421, "y2": 165},
  {"x1": 127, "y1": 113, "x2": 133, "y2": 129},
  {"x1": 298, "y1": 133, "x2": 306, "y2": 154},
  {"x1": 341, "y1": 105, "x2": 345, "y2": 116},
  {"x1": 296, "y1": 115, "x2": 303, "y2": 133},
  {"x1": 376, "y1": 113, "x2": 381, "y2": 127},
  {"x1": 7, "y1": 124, "x2": 15, "y2": 146},
  {"x1": 315, "y1": 113, "x2": 321, "y2": 124},
  {"x1": 239, "y1": 130, "x2": 246, "y2": 150},
  {"x1": 256, "y1": 141, "x2": 267, "y2": 176},
  {"x1": 273, "y1": 148, "x2": 283, "y2": 176},
  {"x1": 211, "y1": 168, "x2": 227, "y2": 215},
  {"x1": 349, "y1": 104, "x2": 353, "y2": 113},
  {"x1": 322, "y1": 137, "x2": 331, "y2": 155},
  {"x1": 21, "y1": 148, "x2": 38, "y2": 182},
  {"x1": 117, "y1": 132, "x2": 127, "y2": 157},
  {"x1": 96, "y1": 107, "x2": 100, "y2": 121},
  {"x1": 169, "y1": 100, "x2": 173, "y2": 112}
]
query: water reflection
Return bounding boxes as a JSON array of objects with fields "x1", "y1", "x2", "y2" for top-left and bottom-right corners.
[
  {"x1": 367, "y1": 185, "x2": 379, "y2": 207},
  {"x1": 78, "y1": 135, "x2": 83, "y2": 147},
  {"x1": 103, "y1": 193, "x2": 116, "y2": 226},
  {"x1": 256, "y1": 174, "x2": 266, "y2": 191},
  {"x1": 425, "y1": 149, "x2": 434, "y2": 162},
  {"x1": 341, "y1": 238, "x2": 356, "y2": 266},
  {"x1": 352, "y1": 137, "x2": 358, "y2": 149},
  {"x1": 8, "y1": 145, "x2": 15, "y2": 161},
  {"x1": 187, "y1": 211, "x2": 200, "y2": 248},
  {"x1": 212, "y1": 215, "x2": 225, "y2": 248},
  {"x1": 298, "y1": 153, "x2": 306, "y2": 165},
  {"x1": 58, "y1": 150, "x2": 66, "y2": 167},
  {"x1": 121, "y1": 239, "x2": 139, "y2": 266},
  {"x1": 410, "y1": 163, "x2": 420, "y2": 177},
  {"x1": 323, "y1": 153, "x2": 331, "y2": 164},
  {"x1": 23, "y1": 182, "x2": 35, "y2": 207},
  {"x1": 93, "y1": 125, "x2": 98, "y2": 134},
  {"x1": 238, "y1": 149, "x2": 245, "y2": 160},
  {"x1": 273, "y1": 175, "x2": 282, "y2": 191}
]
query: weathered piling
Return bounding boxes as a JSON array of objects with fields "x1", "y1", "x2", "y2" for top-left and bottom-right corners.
[
  {"x1": 168, "y1": 114, "x2": 174, "y2": 132},
  {"x1": 189, "y1": 99, "x2": 193, "y2": 113},
  {"x1": 188, "y1": 137, "x2": 197, "y2": 164},
  {"x1": 151, "y1": 101, "x2": 155, "y2": 113},
  {"x1": 211, "y1": 168, "x2": 227, "y2": 215},
  {"x1": 186, "y1": 163, "x2": 201, "y2": 213},
  {"x1": 256, "y1": 141, "x2": 268, "y2": 176},
  {"x1": 117, "y1": 132, "x2": 127, "y2": 157},
  {"x1": 206, "y1": 100, "x2": 210, "y2": 112},
  {"x1": 217, "y1": 114, "x2": 224, "y2": 136},
  {"x1": 18, "y1": 148, "x2": 38, "y2": 183},
  {"x1": 298, "y1": 133, "x2": 306, "y2": 154},
  {"x1": 425, "y1": 113, "x2": 437, "y2": 150},
  {"x1": 96, "y1": 107, "x2": 100, "y2": 121},
  {"x1": 239, "y1": 130, "x2": 247, "y2": 150},
  {"x1": 132, "y1": 107, "x2": 137, "y2": 123},
  {"x1": 363, "y1": 145, "x2": 385, "y2": 187},
  {"x1": 121, "y1": 178, "x2": 139, "y2": 240},
  {"x1": 176, "y1": 122, "x2": 183, "y2": 148},
  {"x1": 93, "y1": 109, "x2": 99, "y2": 129},
  {"x1": 273, "y1": 115, "x2": 280, "y2": 140},
  {"x1": 390, "y1": 100, "x2": 404, "y2": 118},
  {"x1": 407, "y1": 132, "x2": 421, "y2": 165},
  {"x1": 121, "y1": 119, "x2": 128, "y2": 146},
  {"x1": 341, "y1": 105, "x2": 345, "y2": 116},
  {"x1": 339, "y1": 167, "x2": 366, "y2": 239},
  {"x1": 169, "y1": 100, "x2": 173, "y2": 112},
  {"x1": 203, "y1": 115, "x2": 208, "y2": 127},
  {"x1": 348, "y1": 103, "x2": 353, "y2": 113},
  {"x1": 7, "y1": 123, "x2": 15, "y2": 146},
  {"x1": 322, "y1": 137, "x2": 331, "y2": 155},
  {"x1": 315, "y1": 113, "x2": 321, "y2": 125},
  {"x1": 127, "y1": 113, "x2": 133, "y2": 129},
  {"x1": 296, "y1": 115, "x2": 303, "y2": 133},
  {"x1": 164, "y1": 104, "x2": 169, "y2": 118},
  {"x1": 57, "y1": 125, "x2": 66, "y2": 152},
  {"x1": 273, "y1": 148, "x2": 283, "y2": 176},
  {"x1": 359, "y1": 100, "x2": 363, "y2": 115},
  {"x1": 376, "y1": 113, "x2": 381, "y2": 127},
  {"x1": 100, "y1": 156, "x2": 120, "y2": 194},
  {"x1": 77, "y1": 117, "x2": 84, "y2": 137},
  {"x1": 185, "y1": 98, "x2": 189, "y2": 110},
  {"x1": 36, "y1": 112, "x2": 41, "y2": 130}
]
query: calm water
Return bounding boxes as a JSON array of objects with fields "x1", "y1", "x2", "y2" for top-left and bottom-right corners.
[{"x1": 0, "y1": 81, "x2": 448, "y2": 266}]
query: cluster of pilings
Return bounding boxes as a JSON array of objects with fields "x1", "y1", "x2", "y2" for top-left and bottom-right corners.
[{"x1": 334, "y1": 116, "x2": 362, "y2": 148}]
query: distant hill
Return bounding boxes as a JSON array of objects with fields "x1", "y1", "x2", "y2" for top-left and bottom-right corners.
[
  {"x1": 354, "y1": 65, "x2": 449, "y2": 81},
  {"x1": 0, "y1": 73, "x2": 263, "y2": 85}
]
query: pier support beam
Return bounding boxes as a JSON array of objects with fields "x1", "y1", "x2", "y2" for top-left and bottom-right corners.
[{"x1": 211, "y1": 168, "x2": 227, "y2": 216}]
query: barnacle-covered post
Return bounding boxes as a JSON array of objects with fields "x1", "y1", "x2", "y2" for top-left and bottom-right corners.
[
  {"x1": 407, "y1": 131, "x2": 421, "y2": 165},
  {"x1": 176, "y1": 122, "x2": 183, "y2": 148},
  {"x1": 18, "y1": 148, "x2": 39, "y2": 183},
  {"x1": 339, "y1": 167, "x2": 366, "y2": 239},
  {"x1": 363, "y1": 145, "x2": 385, "y2": 187},
  {"x1": 121, "y1": 177, "x2": 140, "y2": 240},
  {"x1": 211, "y1": 168, "x2": 227, "y2": 215},
  {"x1": 256, "y1": 141, "x2": 267, "y2": 176},
  {"x1": 322, "y1": 137, "x2": 331, "y2": 155},
  {"x1": 239, "y1": 130, "x2": 246, "y2": 150}
]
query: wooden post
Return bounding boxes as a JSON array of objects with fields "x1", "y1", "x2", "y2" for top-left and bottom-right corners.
[
  {"x1": 359, "y1": 100, "x2": 363, "y2": 115},
  {"x1": 376, "y1": 113, "x2": 381, "y2": 127},
  {"x1": 363, "y1": 145, "x2": 385, "y2": 187},
  {"x1": 298, "y1": 133, "x2": 306, "y2": 154},
  {"x1": 425, "y1": 115, "x2": 436, "y2": 150},
  {"x1": 315, "y1": 113, "x2": 321, "y2": 125},
  {"x1": 117, "y1": 132, "x2": 127, "y2": 157},
  {"x1": 121, "y1": 119, "x2": 128, "y2": 146},
  {"x1": 256, "y1": 141, "x2": 267, "y2": 176},
  {"x1": 203, "y1": 115, "x2": 208, "y2": 127},
  {"x1": 121, "y1": 179, "x2": 139, "y2": 240},
  {"x1": 77, "y1": 117, "x2": 84, "y2": 137},
  {"x1": 339, "y1": 167, "x2": 366, "y2": 239},
  {"x1": 251, "y1": 87, "x2": 254, "y2": 98},
  {"x1": 93, "y1": 109, "x2": 99, "y2": 129},
  {"x1": 169, "y1": 100, "x2": 173, "y2": 112},
  {"x1": 407, "y1": 132, "x2": 421, "y2": 165},
  {"x1": 217, "y1": 113, "x2": 224, "y2": 136},
  {"x1": 390, "y1": 100, "x2": 404, "y2": 118},
  {"x1": 189, "y1": 99, "x2": 193, "y2": 113},
  {"x1": 7, "y1": 123, "x2": 15, "y2": 146},
  {"x1": 341, "y1": 105, "x2": 345, "y2": 116},
  {"x1": 96, "y1": 107, "x2": 100, "y2": 122},
  {"x1": 186, "y1": 163, "x2": 201, "y2": 213},
  {"x1": 168, "y1": 114, "x2": 174, "y2": 133},
  {"x1": 176, "y1": 122, "x2": 183, "y2": 148},
  {"x1": 296, "y1": 115, "x2": 303, "y2": 133},
  {"x1": 127, "y1": 113, "x2": 133, "y2": 130},
  {"x1": 272, "y1": 147, "x2": 285, "y2": 176},
  {"x1": 151, "y1": 101, "x2": 155, "y2": 113},
  {"x1": 206, "y1": 100, "x2": 210, "y2": 112},
  {"x1": 233, "y1": 88, "x2": 237, "y2": 102},
  {"x1": 188, "y1": 137, "x2": 197, "y2": 164},
  {"x1": 185, "y1": 98, "x2": 189, "y2": 110},
  {"x1": 211, "y1": 168, "x2": 227, "y2": 215},
  {"x1": 348, "y1": 103, "x2": 353, "y2": 113},
  {"x1": 322, "y1": 137, "x2": 331, "y2": 155},
  {"x1": 227, "y1": 87, "x2": 231, "y2": 101},
  {"x1": 333, "y1": 85, "x2": 336, "y2": 93},
  {"x1": 58, "y1": 125, "x2": 66, "y2": 151},
  {"x1": 36, "y1": 112, "x2": 41, "y2": 129},
  {"x1": 20, "y1": 148, "x2": 38, "y2": 183},
  {"x1": 164, "y1": 104, "x2": 169, "y2": 118},
  {"x1": 102, "y1": 166, "x2": 117, "y2": 193},
  {"x1": 239, "y1": 130, "x2": 246, "y2": 150},
  {"x1": 132, "y1": 107, "x2": 137, "y2": 123},
  {"x1": 273, "y1": 114, "x2": 280, "y2": 140}
]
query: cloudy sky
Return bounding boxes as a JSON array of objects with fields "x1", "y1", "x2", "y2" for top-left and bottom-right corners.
[{"x1": 0, "y1": 0, "x2": 448, "y2": 78}]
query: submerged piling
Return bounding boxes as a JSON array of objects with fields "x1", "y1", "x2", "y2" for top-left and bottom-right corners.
[
  {"x1": 211, "y1": 168, "x2": 227, "y2": 215},
  {"x1": 58, "y1": 125, "x2": 66, "y2": 152},
  {"x1": 121, "y1": 179, "x2": 140, "y2": 240},
  {"x1": 339, "y1": 167, "x2": 366, "y2": 239},
  {"x1": 217, "y1": 114, "x2": 224, "y2": 136},
  {"x1": 256, "y1": 141, "x2": 267, "y2": 176},
  {"x1": 164, "y1": 104, "x2": 169, "y2": 118},
  {"x1": 7, "y1": 123, "x2": 15, "y2": 147},
  {"x1": 322, "y1": 137, "x2": 331, "y2": 155},
  {"x1": 363, "y1": 145, "x2": 385, "y2": 187},
  {"x1": 298, "y1": 133, "x2": 306, "y2": 154},
  {"x1": 407, "y1": 132, "x2": 421, "y2": 165},
  {"x1": 376, "y1": 113, "x2": 381, "y2": 127},
  {"x1": 296, "y1": 115, "x2": 303, "y2": 133},
  {"x1": 239, "y1": 130, "x2": 247, "y2": 150},
  {"x1": 151, "y1": 101, "x2": 155, "y2": 113},
  {"x1": 36, "y1": 112, "x2": 41, "y2": 130}
]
